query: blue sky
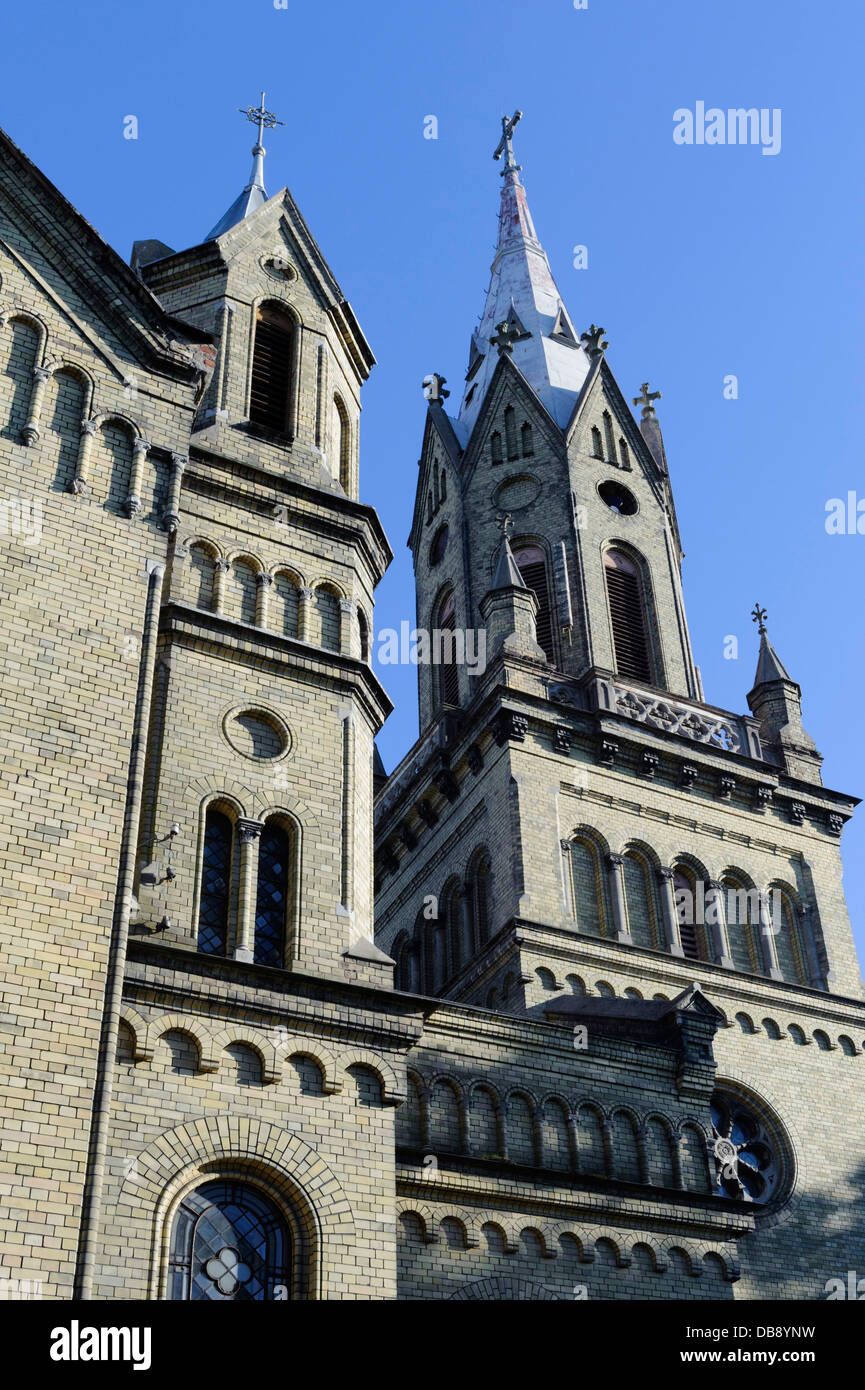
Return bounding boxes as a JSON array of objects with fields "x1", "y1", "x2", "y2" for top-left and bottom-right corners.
[{"x1": 3, "y1": 0, "x2": 864, "y2": 963}]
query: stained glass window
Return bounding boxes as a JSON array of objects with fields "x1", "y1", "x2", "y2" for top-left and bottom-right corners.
[
  {"x1": 168, "y1": 1181, "x2": 290, "y2": 1301},
  {"x1": 254, "y1": 822, "x2": 289, "y2": 967},
  {"x1": 197, "y1": 810, "x2": 232, "y2": 955}
]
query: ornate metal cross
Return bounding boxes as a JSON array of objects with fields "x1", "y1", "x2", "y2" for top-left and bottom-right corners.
[
  {"x1": 493, "y1": 109, "x2": 523, "y2": 173},
  {"x1": 490, "y1": 320, "x2": 519, "y2": 356},
  {"x1": 633, "y1": 381, "x2": 662, "y2": 419},
  {"x1": 237, "y1": 91, "x2": 284, "y2": 148},
  {"x1": 751, "y1": 604, "x2": 768, "y2": 635},
  {"x1": 580, "y1": 324, "x2": 609, "y2": 359}
]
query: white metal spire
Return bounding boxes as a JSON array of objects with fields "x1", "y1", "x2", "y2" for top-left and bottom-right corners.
[{"x1": 456, "y1": 112, "x2": 591, "y2": 437}]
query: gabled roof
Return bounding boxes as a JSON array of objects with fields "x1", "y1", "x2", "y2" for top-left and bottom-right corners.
[{"x1": 0, "y1": 124, "x2": 203, "y2": 383}]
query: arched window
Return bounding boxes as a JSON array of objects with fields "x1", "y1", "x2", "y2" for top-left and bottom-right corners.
[
  {"x1": 673, "y1": 867, "x2": 709, "y2": 962},
  {"x1": 273, "y1": 571, "x2": 300, "y2": 638},
  {"x1": 188, "y1": 544, "x2": 217, "y2": 610},
  {"x1": 227, "y1": 558, "x2": 258, "y2": 626},
  {"x1": 722, "y1": 875, "x2": 760, "y2": 973},
  {"x1": 622, "y1": 850, "x2": 659, "y2": 950},
  {"x1": 168, "y1": 1180, "x2": 290, "y2": 1300},
  {"x1": 198, "y1": 809, "x2": 233, "y2": 954},
  {"x1": 618, "y1": 436, "x2": 630, "y2": 470},
  {"x1": 357, "y1": 607, "x2": 370, "y2": 662},
  {"x1": 249, "y1": 303, "x2": 294, "y2": 434},
  {"x1": 434, "y1": 590, "x2": 459, "y2": 708},
  {"x1": 491, "y1": 430, "x2": 503, "y2": 465},
  {"x1": 512, "y1": 543, "x2": 554, "y2": 662},
  {"x1": 443, "y1": 881, "x2": 465, "y2": 976},
  {"x1": 254, "y1": 822, "x2": 291, "y2": 967},
  {"x1": 333, "y1": 394, "x2": 350, "y2": 492},
  {"x1": 770, "y1": 889, "x2": 808, "y2": 985},
  {"x1": 568, "y1": 837, "x2": 606, "y2": 938},
  {"x1": 504, "y1": 404, "x2": 517, "y2": 460},
  {"x1": 604, "y1": 549, "x2": 653, "y2": 684},
  {"x1": 521, "y1": 421, "x2": 534, "y2": 457},
  {"x1": 471, "y1": 853, "x2": 492, "y2": 946},
  {"x1": 602, "y1": 410, "x2": 617, "y2": 464},
  {"x1": 590, "y1": 425, "x2": 603, "y2": 459}
]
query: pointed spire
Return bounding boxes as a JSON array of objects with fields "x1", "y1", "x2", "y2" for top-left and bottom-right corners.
[
  {"x1": 491, "y1": 529, "x2": 526, "y2": 589},
  {"x1": 750, "y1": 604, "x2": 793, "y2": 686},
  {"x1": 746, "y1": 606, "x2": 823, "y2": 785},
  {"x1": 204, "y1": 92, "x2": 285, "y2": 241},
  {"x1": 456, "y1": 111, "x2": 591, "y2": 436}
]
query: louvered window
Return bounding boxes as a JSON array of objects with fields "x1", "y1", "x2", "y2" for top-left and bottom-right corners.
[
  {"x1": 604, "y1": 550, "x2": 652, "y2": 683},
  {"x1": 436, "y1": 591, "x2": 459, "y2": 707},
  {"x1": 198, "y1": 810, "x2": 232, "y2": 955},
  {"x1": 513, "y1": 544, "x2": 554, "y2": 661},
  {"x1": 674, "y1": 871, "x2": 702, "y2": 961},
  {"x1": 249, "y1": 305, "x2": 293, "y2": 433},
  {"x1": 254, "y1": 822, "x2": 290, "y2": 967}
]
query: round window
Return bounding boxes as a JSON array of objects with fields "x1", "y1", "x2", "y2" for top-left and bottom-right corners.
[
  {"x1": 710, "y1": 1091, "x2": 784, "y2": 1205},
  {"x1": 598, "y1": 480, "x2": 638, "y2": 516},
  {"x1": 223, "y1": 708, "x2": 290, "y2": 761}
]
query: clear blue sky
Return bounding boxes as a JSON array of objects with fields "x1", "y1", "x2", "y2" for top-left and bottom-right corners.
[{"x1": 4, "y1": 0, "x2": 863, "y2": 966}]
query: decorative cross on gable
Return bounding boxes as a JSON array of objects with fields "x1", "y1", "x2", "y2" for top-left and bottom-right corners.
[
  {"x1": 422, "y1": 373, "x2": 450, "y2": 402},
  {"x1": 580, "y1": 324, "x2": 609, "y2": 359},
  {"x1": 633, "y1": 381, "x2": 662, "y2": 420},
  {"x1": 490, "y1": 320, "x2": 519, "y2": 356},
  {"x1": 751, "y1": 603, "x2": 768, "y2": 635}
]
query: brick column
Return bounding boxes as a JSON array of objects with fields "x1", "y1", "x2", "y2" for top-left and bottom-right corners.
[
  {"x1": 339, "y1": 598, "x2": 355, "y2": 656},
  {"x1": 605, "y1": 854, "x2": 632, "y2": 944},
  {"x1": 22, "y1": 365, "x2": 52, "y2": 447},
  {"x1": 234, "y1": 818, "x2": 265, "y2": 962},
  {"x1": 70, "y1": 418, "x2": 98, "y2": 495},
  {"x1": 163, "y1": 452, "x2": 187, "y2": 533},
  {"x1": 213, "y1": 559, "x2": 230, "y2": 614},
  {"x1": 706, "y1": 880, "x2": 734, "y2": 969},
  {"x1": 298, "y1": 586, "x2": 313, "y2": 641},
  {"x1": 758, "y1": 891, "x2": 784, "y2": 981},
  {"x1": 657, "y1": 867, "x2": 684, "y2": 957},
  {"x1": 256, "y1": 571, "x2": 273, "y2": 628},
  {"x1": 125, "y1": 438, "x2": 150, "y2": 518}
]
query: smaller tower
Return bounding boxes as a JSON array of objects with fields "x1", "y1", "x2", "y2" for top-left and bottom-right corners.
[{"x1": 747, "y1": 604, "x2": 823, "y2": 785}]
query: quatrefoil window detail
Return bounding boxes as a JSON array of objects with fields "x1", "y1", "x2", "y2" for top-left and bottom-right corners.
[{"x1": 205, "y1": 1246, "x2": 252, "y2": 1295}]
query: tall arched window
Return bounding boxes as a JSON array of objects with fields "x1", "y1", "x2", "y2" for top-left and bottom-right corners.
[
  {"x1": 512, "y1": 543, "x2": 554, "y2": 662},
  {"x1": 434, "y1": 590, "x2": 459, "y2": 707},
  {"x1": 249, "y1": 303, "x2": 294, "y2": 434},
  {"x1": 674, "y1": 867, "x2": 709, "y2": 962},
  {"x1": 504, "y1": 404, "x2": 517, "y2": 460},
  {"x1": 602, "y1": 410, "x2": 617, "y2": 464},
  {"x1": 604, "y1": 549, "x2": 653, "y2": 684},
  {"x1": 722, "y1": 875, "x2": 760, "y2": 973},
  {"x1": 168, "y1": 1180, "x2": 290, "y2": 1300},
  {"x1": 568, "y1": 837, "x2": 606, "y2": 938},
  {"x1": 198, "y1": 810, "x2": 233, "y2": 955},
  {"x1": 254, "y1": 821, "x2": 291, "y2": 967},
  {"x1": 491, "y1": 430, "x2": 503, "y2": 465},
  {"x1": 622, "y1": 850, "x2": 659, "y2": 950},
  {"x1": 443, "y1": 881, "x2": 464, "y2": 977},
  {"x1": 770, "y1": 888, "x2": 808, "y2": 985},
  {"x1": 591, "y1": 425, "x2": 603, "y2": 459},
  {"x1": 333, "y1": 394, "x2": 350, "y2": 492},
  {"x1": 471, "y1": 852, "x2": 491, "y2": 946},
  {"x1": 188, "y1": 543, "x2": 217, "y2": 611}
]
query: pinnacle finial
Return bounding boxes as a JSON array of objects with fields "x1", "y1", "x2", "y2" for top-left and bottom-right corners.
[
  {"x1": 493, "y1": 109, "x2": 523, "y2": 175},
  {"x1": 237, "y1": 91, "x2": 284, "y2": 190},
  {"x1": 580, "y1": 324, "x2": 608, "y2": 359},
  {"x1": 422, "y1": 373, "x2": 449, "y2": 403},
  {"x1": 633, "y1": 381, "x2": 662, "y2": 420},
  {"x1": 490, "y1": 320, "x2": 519, "y2": 356},
  {"x1": 751, "y1": 603, "x2": 768, "y2": 636}
]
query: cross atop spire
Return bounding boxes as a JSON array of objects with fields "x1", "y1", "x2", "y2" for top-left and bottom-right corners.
[
  {"x1": 633, "y1": 381, "x2": 662, "y2": 420},
  {"x1": 493, "y1": 109, "x2": 523, "y2": 175},
  {"x1": 204, "y1": 92, "x2": 285, "y2": 242},
  {"x1": 751, "y1": 603, "x2": 768, "y2": 636}
]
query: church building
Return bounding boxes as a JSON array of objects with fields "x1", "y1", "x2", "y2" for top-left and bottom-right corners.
[{"x1": 0, "y1": 101, "x2": 862, "y2": 1301}]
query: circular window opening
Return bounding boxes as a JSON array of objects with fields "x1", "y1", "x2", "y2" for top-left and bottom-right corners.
[
  {"x1": 224, "y1": 708, "x2": 290, "y2": 761},
  {"x1": 598, "y1": 480, "x2": 638, "y2": 516},
  {"x1": 429, "y1": 524, "x2": 449, "y2": 567},
  {"x1": 710, "y1": 1090, "x2": 785, "y2": 1206}
]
